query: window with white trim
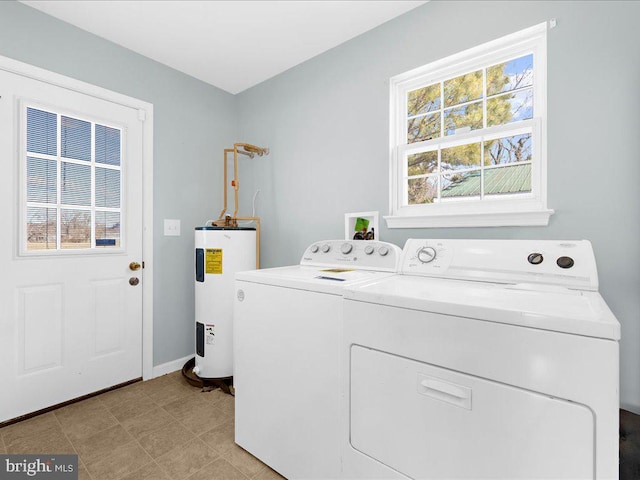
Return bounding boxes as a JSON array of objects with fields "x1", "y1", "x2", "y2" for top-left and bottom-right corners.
[
  {"x1": 386, "y1": 23, "x2": 553, "y2": 228},
  {"x1": 22, "y1": 104, "x2": 123, "y2": 253}
]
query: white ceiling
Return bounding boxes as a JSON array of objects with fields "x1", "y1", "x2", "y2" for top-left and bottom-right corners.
[{"x1": 20, "y1": 0, "x2": 427, "y2": 94}]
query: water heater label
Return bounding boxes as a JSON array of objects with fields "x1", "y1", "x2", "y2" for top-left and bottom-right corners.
[
  {"x1": 205, "y1": 249, "x2": 223, "y2": 274},
  {"x1": 205, "y1": 324, "x2": 215, "y2": 345}
]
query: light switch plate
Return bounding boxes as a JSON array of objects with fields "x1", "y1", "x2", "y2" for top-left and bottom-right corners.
[{"x1": 164, "y1": 219, "x2": 181, "y2": 236}]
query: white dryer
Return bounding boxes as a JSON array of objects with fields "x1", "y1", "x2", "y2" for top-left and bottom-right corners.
[
  {"x1": 342, "y1": 239, "x2": 620, "y2": 480},
  {"x1": 234, "y1": 239, "x2": 402, "y2": 480}
]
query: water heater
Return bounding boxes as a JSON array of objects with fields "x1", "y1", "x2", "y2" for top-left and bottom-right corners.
[{"x1": 194, "y1": 226, "x2": 256, "y2": 379}]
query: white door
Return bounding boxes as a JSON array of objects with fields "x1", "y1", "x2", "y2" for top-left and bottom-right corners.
[{"x1": 0, "y1": 67, "x2": 145, "y2": 422}]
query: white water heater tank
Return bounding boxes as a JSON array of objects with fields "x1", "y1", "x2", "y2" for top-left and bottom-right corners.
[{"x1": 194, "y1": 226, "x2": 256, "y2": 379}]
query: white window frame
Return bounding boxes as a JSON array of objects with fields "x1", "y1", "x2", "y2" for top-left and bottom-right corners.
[
  {"x1": 385, "y1": 22, "x2": 553, "y2": 228},
  {"x1": 19, "y1": 100, "x2": 126, "y2": 256}
]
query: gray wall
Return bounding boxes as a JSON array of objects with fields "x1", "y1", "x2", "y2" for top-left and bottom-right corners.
[
  {"x1": 237, "y1": 1, "x2": 640, "y2": 412},
  {"x1": 0, "y1": 1, "x2": 236, "y2": 367}
]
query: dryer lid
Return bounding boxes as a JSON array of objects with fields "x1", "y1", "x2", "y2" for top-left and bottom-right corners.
[{"x1": 344, "y1": 275, "x2": 620, "y2": 340}]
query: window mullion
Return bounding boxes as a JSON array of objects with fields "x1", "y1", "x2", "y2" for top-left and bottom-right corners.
[
  {"x1": 441, "y1": 97, "x2": 483, "y2": 114},
  {"x1": 401, "y1": 91, "x2": 408, "y2": 145},
  {"x1": 440, "y1": 80, "x2": 444, "y2": 140},
  {"x1": 481, "y1": 67, "x2": 487, "y2": 200},
  {"x1": 482, "y1": 68, "x2": 487, "y2": 130},
  {"x1": 404, "y1": 120, "x2": 534, "y2": 154},
  {"x1": 480, "y1": 138, "x2": 485, "y2": 200},
  {"x1": 401, "y1": 148, "x2": 408, "y2": 207},
  {"x1": 91, "y1": 123, "x2": 96, "y2": 249},
  {"x1": 56, "y1": 113, "x2": 61, "y2": 250},
  {"x1": 487, "y1": 84, "x2": 533, "y2": 101},
  {"x1": 436, "y1": 147, "x2": 442, "y2": 202}
]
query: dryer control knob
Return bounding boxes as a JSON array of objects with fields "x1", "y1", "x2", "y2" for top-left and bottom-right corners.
[
  {"x1": 310, "y1": 245, "x2": 319, "y2": 253},
  {"x1": 321, "y1": 244, "x2": 331, "y2": 253},
  {"x1": 378, "y1": 246, "x2": 390, "y2": 256},
  {"x1": 341, "y1": 243, "x2": 353, "y2": 255},
  {"x1": 556, "y1": 256, "x2": 574, "y2": 269},
  {"x1": 417, "y1": 246, "x2": 437, "y2": 263},
  {"x1": 364, "y1": 245, "x2": 375, "y2": 255}
]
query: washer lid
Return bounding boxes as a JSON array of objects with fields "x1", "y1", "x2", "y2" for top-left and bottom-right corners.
[
  {"x1": 344, "y1": 276, "x2": 620, "y2": 340},
  {"x1": 195, "y1": 226, "x2": 256, "y2": 231},
  {"x1": 236, "y1": 265, "x2": 397, "y2": 295}
]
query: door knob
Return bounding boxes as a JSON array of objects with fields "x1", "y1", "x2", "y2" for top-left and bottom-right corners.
[
  {"x1": 129, "y1": 262, "x2": 141, "y2": 271},
  {"x1": 129, "y1": 277, "x2": 140, "y2": 286}
]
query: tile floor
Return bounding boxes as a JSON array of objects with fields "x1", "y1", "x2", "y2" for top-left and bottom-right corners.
[{"x1": 0, "y1": 371, "x2": 285, "y2": 480}]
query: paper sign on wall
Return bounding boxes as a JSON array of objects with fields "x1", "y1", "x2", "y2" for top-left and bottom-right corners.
[{"x1": 205, "y1": 248, "x2": 223, "y2": 274}]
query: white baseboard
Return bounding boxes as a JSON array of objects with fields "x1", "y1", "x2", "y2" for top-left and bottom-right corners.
[{"x1": 151, "y1": 354, "x2": 193, "y2": 379}]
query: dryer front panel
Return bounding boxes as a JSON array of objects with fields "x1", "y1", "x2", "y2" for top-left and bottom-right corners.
[{"x1": 350, "y1": 345, "x2": 594, "y2": 480}]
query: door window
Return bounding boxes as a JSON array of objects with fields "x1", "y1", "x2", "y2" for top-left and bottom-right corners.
[{"x1": 23, "y1": 105, "x2": 123, "y2": 253}]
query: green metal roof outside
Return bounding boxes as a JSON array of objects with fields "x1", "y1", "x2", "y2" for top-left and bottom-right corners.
[{"x1": 442, "y1": 163, "x2": 531, "y2": 197}]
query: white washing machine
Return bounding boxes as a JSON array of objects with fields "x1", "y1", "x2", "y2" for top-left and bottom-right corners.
[
  {"x1": 342, "y1": 239, "x2": 620, "y2": 480},
  {"x1": 234, "y1": 239, "x2": 402, "y2": 480}
]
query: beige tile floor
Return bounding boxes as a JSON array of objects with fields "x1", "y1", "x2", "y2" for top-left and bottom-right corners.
[{"x1": 0, "y1": 371, "x2": 285, "y2": 480}]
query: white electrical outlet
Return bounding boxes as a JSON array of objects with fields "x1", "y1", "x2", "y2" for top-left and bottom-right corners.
[{"x1": 164, "y1": 219, "x2": 181, "y2": 236}]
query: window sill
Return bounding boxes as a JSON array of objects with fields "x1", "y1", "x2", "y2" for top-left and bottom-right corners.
[{"x1": 384, "y1": 208, "x2": 554, "y2": 229}]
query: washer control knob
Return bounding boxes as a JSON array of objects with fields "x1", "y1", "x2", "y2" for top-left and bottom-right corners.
[
  {"x1": 341, "y1": 243, "x2": 353, "y2": 255},
  {"x1": 417, "y1": 246, "x2": 437, "y2": 263},
  {"x1": 310, "y1": 245, "x2": 319, "y2": 253},
  {"x1": 556, "y1": 256, "x2": 575, "y2": 269},
  {"x1": 364, "y1": 245, "x2": 375, "y2": 255},
  {"x1": 527, "y1": 253, "x2": 544, "y2": 265},
  {"x1": 321, "y1": 244, "x2": 331, "y2": 253},
  {"x1": 378, "y1": 246, "x2": 390, "y2": 256}
]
